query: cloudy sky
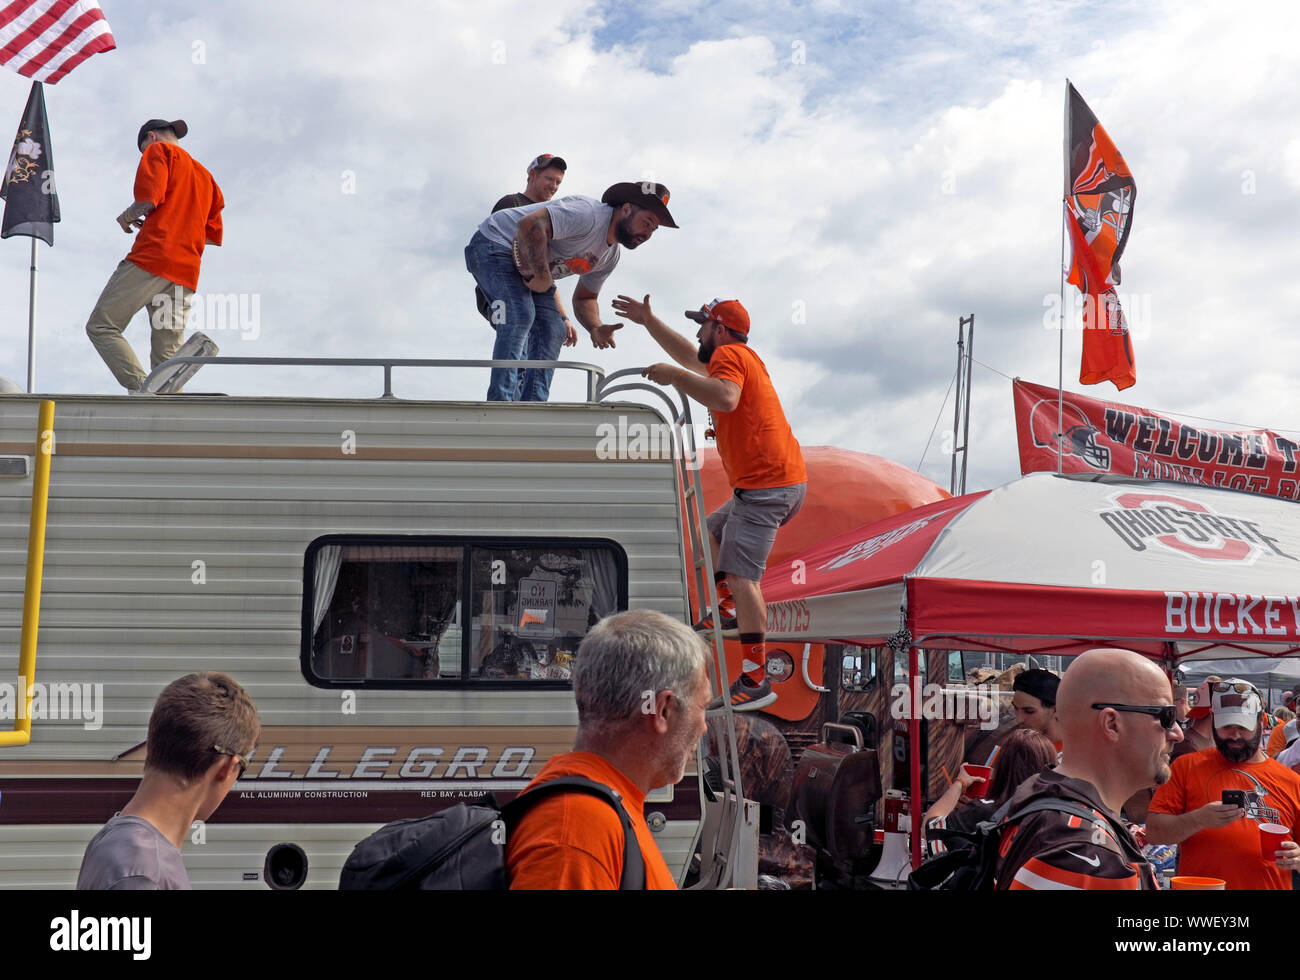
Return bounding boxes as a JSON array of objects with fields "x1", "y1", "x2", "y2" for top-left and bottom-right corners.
[{"x1": 1, "y1": 0, "x2": 1298, "y2": 494}]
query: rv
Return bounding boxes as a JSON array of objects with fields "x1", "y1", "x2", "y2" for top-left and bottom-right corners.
[{"x1": 0, "y1": 360, "x2": 738, "y2": 888}]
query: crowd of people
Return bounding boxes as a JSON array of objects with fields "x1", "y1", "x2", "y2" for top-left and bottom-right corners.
[{"x1": 924, "y1": 661, "x2": 1300, "y2": 890}]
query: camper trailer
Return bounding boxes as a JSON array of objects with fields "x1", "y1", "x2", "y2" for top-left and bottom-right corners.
[{"x1": 0, "y1": 362, "x2": 732, "y2": 888}]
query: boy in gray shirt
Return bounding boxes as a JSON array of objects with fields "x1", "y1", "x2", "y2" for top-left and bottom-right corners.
[{"x1": 77, "y1": 672, "x2": 259, "y2": 890}]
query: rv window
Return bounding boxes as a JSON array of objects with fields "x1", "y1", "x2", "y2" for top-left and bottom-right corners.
[
  {"x1": 304, "y1": 538, "x2": 624, "y2": 687},
  {"x1": 469, "y1": 545, "x2": 620, "y2": 682},
  {"x1": 309, "y1": 545, "x2": 463, "y2": 682}
]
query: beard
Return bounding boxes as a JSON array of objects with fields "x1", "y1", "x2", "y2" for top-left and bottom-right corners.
[
  {"x1": 1213, "y1": 726, "x2": 1262, "y2": 763},
  {"x1": 614, "y1": 213, "x2": 645, "y2": 249},
  {"x1": 1153, "y1": 752, "x2": 1173, "y2": 786},
  {"x1": 696, "y1": 336, "x2": 715, "y2": 364}
]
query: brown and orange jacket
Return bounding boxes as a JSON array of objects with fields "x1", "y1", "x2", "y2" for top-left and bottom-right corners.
[{"x1": 994, "y1": 771, "x2": 1157, "y2": 890}]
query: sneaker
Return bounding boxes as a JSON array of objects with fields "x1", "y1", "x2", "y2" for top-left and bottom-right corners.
[
  {"x1": 693, "y1": 610, "x2": 739, "y2": 636},
  {"x1": 710, "y1": 676, "x2": 776, "y2": 712},
  {"x1": 142, "y1": 331, "x2": 219, "y2": 395}
]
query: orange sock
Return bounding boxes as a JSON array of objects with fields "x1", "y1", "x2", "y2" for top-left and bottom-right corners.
[{"x1": 714, "y1": 574, "x2": 736, "y2": 618}]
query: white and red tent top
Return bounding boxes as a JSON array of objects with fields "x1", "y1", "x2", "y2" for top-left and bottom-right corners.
[{"x1": 762, "y1": 472, "x2": 1300, "y2": 660}]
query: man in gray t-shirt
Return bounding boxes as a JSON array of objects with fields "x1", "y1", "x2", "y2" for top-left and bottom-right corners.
[
  {"x1": 76, "y1": 672, "x2": 259, "y2": 890},
  {"x1": 76, "y1": 814, "x2": 191, "y2": 889},
  {"x1": 465, "y1": 180, "x2": 678, "y2": 402},
  {"x1": 474, "y1": 154, "x2": 577, "y2": 344}
]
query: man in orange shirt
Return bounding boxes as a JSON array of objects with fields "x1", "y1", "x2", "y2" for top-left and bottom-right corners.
[
  {"x1": 1147, "y1": 678, "x2": 1300, "y2": 889},
  {"x1": 85, "y1": 118, "x2": 224, "y2": 392},
  {"x1": 505, "y1": 609, "x2": 711, "y2": 889},
  {"x1": 615, "y1": 295, "x2": 807, "y2": 711}
]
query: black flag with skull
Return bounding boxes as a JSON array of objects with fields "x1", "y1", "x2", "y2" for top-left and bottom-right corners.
[{"x1": 2, "y1": 81, "x2": 61, "y2": 245}]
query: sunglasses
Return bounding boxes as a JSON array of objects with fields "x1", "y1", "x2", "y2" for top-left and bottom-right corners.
[
  {"x1": 1212, "y1": 681, "x2": 1258, "y2": 696},
  {"x1": 1091, "y1": 703, "x2": 1180, "y2": 729},
  {"x1": 213, "y1": 743, "x2": 249, "y2": 777}
]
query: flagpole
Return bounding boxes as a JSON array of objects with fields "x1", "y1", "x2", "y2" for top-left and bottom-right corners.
[
  {"x1": 26, "y1": 238, "x2": 37, "y2": 393},
  {"x1": 1057, "y1": 80, "x2": 1070, "y2": 476}
]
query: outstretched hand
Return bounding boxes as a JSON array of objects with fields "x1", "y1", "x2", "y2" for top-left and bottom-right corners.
[
  {"x1": 612, "y1": 294, "x2": 653, "y2": 325},
  {"x1": 590, "y1": 323, "x2": 622, "y2": 349}
]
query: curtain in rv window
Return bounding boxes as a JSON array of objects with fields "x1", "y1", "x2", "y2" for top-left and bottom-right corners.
[{"x1": 304, "y1": 538, "x2": 626, "y2": 687}]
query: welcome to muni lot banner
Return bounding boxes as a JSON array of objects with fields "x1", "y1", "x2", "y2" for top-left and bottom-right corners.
[{"x1": 1013, "y1": 379, "x2": 1300, "y2": 502}]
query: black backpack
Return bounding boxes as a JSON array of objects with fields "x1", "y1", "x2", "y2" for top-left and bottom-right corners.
[
  {"x1": 908, "y1": 797, "x2": 1115, "y2": 891},
  {"x1": 339, "y1": 776, "x2": 646, "y2": 890}
]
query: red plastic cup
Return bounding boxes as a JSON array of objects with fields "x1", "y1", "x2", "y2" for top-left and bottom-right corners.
[
  {"x1": 1260, "y1": 823, "x2": 1290, "y2": 861},
  {"x1": 965, "y1": 765, "x2": 992, "y2": 799}
]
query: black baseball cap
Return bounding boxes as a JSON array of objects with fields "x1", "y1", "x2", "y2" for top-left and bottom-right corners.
[
  {"x1": 1013, "y1": 668, "x2": 1060, "y2": 706},
  {"x1": 601, "y1": 181, "x2": 678, "y2": 228},
  {"x1": 137, "y1": 118, "x2": 188, "y2": 150}
]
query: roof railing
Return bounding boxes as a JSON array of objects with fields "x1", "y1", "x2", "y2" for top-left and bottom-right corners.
[{"x1": 139, "y1": 356, "x2": 609, "y2": 402}]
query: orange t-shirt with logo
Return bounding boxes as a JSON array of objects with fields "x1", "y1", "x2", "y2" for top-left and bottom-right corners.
[
  {"x1": 1148, "y1": 748, "x2": 1300, "y2": 890},
  {"x1": 707, "y1": 344, "x2": 806, "y2": 489},
  {"x1": 127, "y1": 142, "x2": 224, "y2": 291},
  {"x1": 505, "y1": 752, "x2": 677, "y2": 889}
]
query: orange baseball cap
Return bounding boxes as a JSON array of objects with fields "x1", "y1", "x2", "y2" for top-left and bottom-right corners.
[{"x1": 685, "y1": 298, "x2": 750, "y2": 336}]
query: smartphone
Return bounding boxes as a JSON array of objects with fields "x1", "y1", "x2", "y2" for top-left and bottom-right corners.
[{"x1": 1222, "y1": 790, "x2": 1247, "y2": 807}]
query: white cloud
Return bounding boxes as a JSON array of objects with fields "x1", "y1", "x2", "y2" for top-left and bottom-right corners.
[{"x1": 1, "y1": 0, "x2": 1298, "y2": 494}]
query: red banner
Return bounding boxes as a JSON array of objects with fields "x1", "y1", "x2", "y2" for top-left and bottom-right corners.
[{"x1": 1013, "y1": 379, "x2": 1300, "y2": 501}]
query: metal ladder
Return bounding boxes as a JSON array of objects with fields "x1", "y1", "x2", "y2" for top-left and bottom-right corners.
[{"x1": 596, "y1": 368, "x2": 754, "y2": 890}]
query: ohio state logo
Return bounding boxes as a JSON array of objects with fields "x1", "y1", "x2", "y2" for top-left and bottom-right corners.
[{"x1": 1098, "y1": 491, "x2": 1296, "y2": 564}]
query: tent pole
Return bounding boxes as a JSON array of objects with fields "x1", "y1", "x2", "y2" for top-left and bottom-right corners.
[
  {"x1": 909, "y1": 645, "x2": 922, "y2": 871},
  {"x1": 1058, "y1": 80, "x2": 1069, "y2": 476}
]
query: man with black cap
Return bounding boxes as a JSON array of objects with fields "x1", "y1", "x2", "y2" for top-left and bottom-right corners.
[
  {"x1": 85, "y1": 119, "x2": 224, "y2": 392},
  {"x1": 613, "y1": 295, "x2": 806, "y2": 710},
  {"x1": 1148, "y1": 678, "x2": 1300, "y2": 889},
  {"x1": 465, "y1": 180, "x2": 676, "y2": 402},
  {"x1": 1012, "y1": 668, "x2": 1063, "y2": 751},
  {"x1": 474, "y1": 154, "x2": 578, "y2": 348}
]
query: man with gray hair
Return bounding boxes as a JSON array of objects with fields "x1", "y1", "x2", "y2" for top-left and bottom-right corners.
[{"x1": 505, "y1": 609, "x2": 712, "y2": 889}]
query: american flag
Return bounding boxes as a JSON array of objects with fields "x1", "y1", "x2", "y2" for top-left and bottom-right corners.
[{"x1": 0, "y1": 0, "x2": 115, "y2": 84}]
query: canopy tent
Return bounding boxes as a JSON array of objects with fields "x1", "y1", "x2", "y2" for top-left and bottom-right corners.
[
  {"x1": 763, "y1": 471, "x2": 1300, "y2": 660},
  {"x1": 759, "y1": 471, "x2": 1300, "y2": 870}
]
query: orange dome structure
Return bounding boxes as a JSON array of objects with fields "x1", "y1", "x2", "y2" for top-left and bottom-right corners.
[{"x1": 687, "y1": 446, "x2": 950, "y2": 721}]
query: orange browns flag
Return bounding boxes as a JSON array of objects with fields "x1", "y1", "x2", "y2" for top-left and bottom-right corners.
[{"x1": 1065, "y1": 81, "x2": 1137, "y2": 391}]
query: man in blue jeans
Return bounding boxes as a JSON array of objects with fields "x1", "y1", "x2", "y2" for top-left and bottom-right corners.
[{"x1": 465, "y1": 181, "x2": 678, "y2": 402}]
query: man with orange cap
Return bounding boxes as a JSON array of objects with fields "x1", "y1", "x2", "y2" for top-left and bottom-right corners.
[{"x1": 613, "y1": 295, "x2": 806, "y2": 710}]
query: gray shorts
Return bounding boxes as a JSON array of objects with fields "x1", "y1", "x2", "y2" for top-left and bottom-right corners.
[{"x1": 706, "y1": 482, "x2": 807, "y2": 582}]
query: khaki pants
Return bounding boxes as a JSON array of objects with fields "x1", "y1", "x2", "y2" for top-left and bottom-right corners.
[{"x1": 85, "y1": 259, "x2": 193, "y2": 391}]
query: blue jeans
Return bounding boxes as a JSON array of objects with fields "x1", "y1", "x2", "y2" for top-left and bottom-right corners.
[{"x1": 464, "y1": 231, "x2": 566, "y2": 402}]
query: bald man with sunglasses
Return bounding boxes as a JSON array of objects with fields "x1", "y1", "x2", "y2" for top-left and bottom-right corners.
[{"x1": 993, "y1": 648, "x2": 1182, "y2": 890}]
